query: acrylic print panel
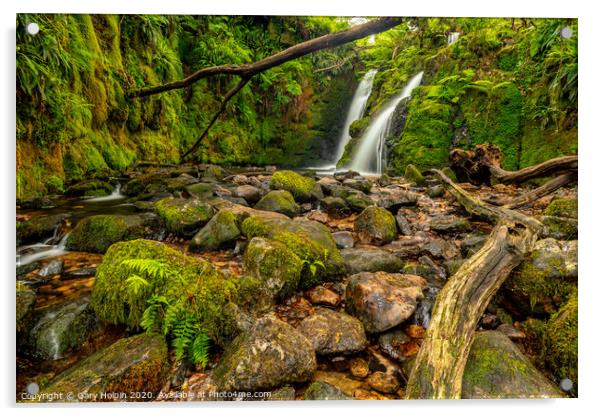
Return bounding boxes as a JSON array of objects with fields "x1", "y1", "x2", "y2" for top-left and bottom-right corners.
[{"x1": 15, "y1": 14, "x2": 577, "y2": 402}]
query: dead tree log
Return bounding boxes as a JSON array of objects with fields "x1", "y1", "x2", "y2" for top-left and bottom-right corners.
[
  {"x1": 405, "y1": 169, "x2": 540, "y2": 399},
  {"x1": 450, "y1": 144, "x2": 577, "y2": 185}
]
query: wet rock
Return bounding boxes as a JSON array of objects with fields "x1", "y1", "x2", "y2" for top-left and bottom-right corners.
[
  {"x1": 270, "y1": 170, "x2": 320, "y2": 202},
  {"x1": 395, "y1": 210, "x2": 412, "y2": 235},
  {"x1": 334, "y1": 170, "x2": 360, "y2": 181},
  {"x1": 24, "y1": 298, "x2": 97, "y2": 360},
  {"x1": 312, "y1": 370, "x2": 363, "y2": 396},
  {"x1": 269, "y1": 386, "x2": 296, "y2": 401},
  {"x1": 166, "y1": 173, "x2": 198, "y2": 192},
  {"x1": 39, "y1": 334, "x2": 169, "y2": 401},
  {"x1": 429, "y1": 215, "x2": 471, "y2": 234},
  {"x1": 345, "y1": 272, "x2": 426, "y2": 333},
  {"x1": 38, "y1": 259, "x2": 64, "y2": 277},
  {"x1": 332, "y1": 231, "x2": 354, "y2": 249},
  {"x1": 375, "y1": 190, "x2": 419, "y2": 211},
  {"x1": 542, "y1": 216, "x2": 578, "y2": 240},
  {"x1": 306, "y1": 286, "x2": 340, "y2": 307},
  {"x1": 66, "y1": 179, "x2": 113, "y2": 197},
  {"x1": 16, "y1": 213, "x2": 69, "y2": 246},
  {"x1": 461, "y1": 233, "x2": 487, "y2": 257},
  {"x1": 154, "y1": 197, "x2": 215, "y2": 237},
  {"x1": 254, "y1": 190, "x2": 300, "y2": 218},
  {"x1": 496, "y1": 323, "x2": 525, "y2": 340},
  {"x1": 189, "y1": 209, "x2": 241, "y2": 252},
  {"x1": 341, "y1": 247, "x2": 404, "y2": 274},
  {"x1": 321, "y1": 196, "x2": 351, "y2": 219},
  {"x1": 405, "y1": 255, "x2": 447, "y2": 286},
  {"x1": 413, "y1": 286, "x2": 440, "y2": 328},
  {"x1": 462, "y1": 331, "x2": 563, "y2": 399},
  {"x1": 344, "y1": 192, "x2": 374, "y2": 212},
  {"x1": 298, "y1": 308, "x2": 367, "y2": 355},
  {"x1": 378, "y1": 329, "x2": 411, "y2": 362},
  {"x1": 304, "y1": 381, "x2": 352, "y2": 400},
  {"x1": 213, "y1": 315, "x2": 316, "y2": 392},
  {"x1": 62, "y1": 267, "x2": 97, "y2": 280},
  {"x1": 65, "y1": 214, "x2": 152, "y2": 253},
  {"x1": 349, "y1": 357, "x2": 370, "y2": 379},
  {"x1": 233, "y1": 185, "x2": 263, "y2": 204},
  {"x1": 354, "y1": 206, "x2": 397, "y2": 246},
  {"x1": 404, "y1": 164, "x2": 425, "y2": 186},
  {"x1": 16, "y1": 282, "x2": 36, "y2": 333},
  {"x1": 17, "y1": 261, "x2": 39, "y2": 277},
  {"x1": 420, "y1": 237, "x2": 461, "y2": 260},
  {"x1": 202, "y1": 165, "x2": 228, "y2": 181},
  {"x1": 342, "y1": 178, "x2": 372, "y2": 193},
  {"x1": 185, "y1": 182, "x2": 216, "y2": 200},
  {"x1": 243, "y1": 237, "x2": 303, "y2": 301},
  {"x1": 544, "y1": 198, "x2": 577, "y2": 219},
  {"x1": 366, "y1": 371, "x2": 400, "y2": 394},
  {"x1": 382, "y1": 237, "x2": 424, "y2": 259},
  {"x1": 426, "y1": 184, "x2": 445, "y2": 198}
]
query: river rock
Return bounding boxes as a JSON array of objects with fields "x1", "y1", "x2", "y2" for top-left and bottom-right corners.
[
  {"x1": 297, "y1": 308, "x2": 367, "y2": 355},
  {"x1": 154, "y1": 197, "x2": 215, "y2": 237},
  {"x1": 24, "y1": 298, "x2": 97, "y2": 360},
  {"x1": 185, "y1": 182, "x2": 216, "y2": 200},
  {"x1": 16, "y1": 213, "x2": 70, "y2": 246},
  {"x1": 332, "y1": 231, "x2": 354, "y2": 249},
  {"x1": 233, "y1": 185, "x2": 263, "y2": 204},
  {"x1": 354, "y1": 206, "x2": 397, "y2": 246},
  {"x1": 268, "y1": 386, "x2": 296, "y2": 401},
  {"x1": 254, "y1": 190, "x2": 300, "y2": 218},
  {"x1": 429, "y1": 215, "x2": 471, "y2": 234},
  {"x1": 306, "y1": 285, "x2": 340, "y2": 307},
  {"x1": 344, "y1": 191, "x2": 374, "y2": 212},
  {"x1": 342, "y1": 178, "x2": 372, "y2": 193},
  {"x1": 269, "y1": 170, "x2": 321, "y2": 202},
  {"x1": 349, "y1": 357, "x2": 370, "y2": 378},
  {"x1": 189, "y1": 209, "x2": 241, "y2": 252},
  {"x1": 426, "y1": 184, "x2": 445, "y2": 198},
  {"x1": 321, "y1": 196, "x2": 351, "y2": 219},
  {"x1": 366, "y1": 371, "x2": 400, "y2": 394},
  {"x1": 304, "y1": 381, "x2": 352, "y2": 400},
  {"x1": 395, "y1": 210, "x2": 413, "y2": 235},
  {"x1": 345, "y1": 272, "x2": 426, "y2": 333},
  {"x1": 243, "y1": 237, "x2": 303, "y2": 301},
  {"x1": 66, "y1": 179, "x2": 113, "y2": 197},
  {"x1": 462, "y1": 330, "x2": 563, "y2": 399},
  {"x1": 38, "y1": 334, "x2": 169, "y2": 402},
  {"x1": 341, "y1": 247, "x2": 404, "y2": 274},
  {"x1": 213, "y1": 315, "x2": 317, "y2": 392},
  {"x1": 375, "y1": 190, "x2": 419, "y2": 211},
  {"x1": 16, "y1": 282, "x2": 36, "y2": 333},
  {"x1": 38, "y1": 259, "x2": 64, "y2": 277},
  {"x1": 404, "y1": 164, "x2": 425, "y2": 185},
  {"x1": 378, "y1": 328, "x2": 411, "y2": 362},
  {"x1": 420, "y1": 237, "x2": 461, "y2": 260},
  {"x1": 65, "y1": 214, "x2": 151, "y2": 253}
]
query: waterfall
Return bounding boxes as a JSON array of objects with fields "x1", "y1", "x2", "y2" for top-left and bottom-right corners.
[
  {"x1": 17, "y1": 233, "x2": 69, "y2": 267},
  {"x1": 447, "y1": 32, "x2": 460, "y2": 44},
  {"x1": 84, "y1": 183, "x2": 125, "y2": 202},
  {"x1": 333, "y1": 69, "x2": 377, "y2": 165},
  {"x1": 346, "y1": 71, "x2": 424, "y2": 175}
]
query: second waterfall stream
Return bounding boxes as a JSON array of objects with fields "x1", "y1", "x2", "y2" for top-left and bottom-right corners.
[{"x1": 345, "y1": 71, "x2": 424, "y2": 175}]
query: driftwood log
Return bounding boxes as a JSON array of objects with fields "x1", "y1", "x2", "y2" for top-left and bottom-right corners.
[{"x1": 405, "y1": 168, "x2": 543, "y2": 399}]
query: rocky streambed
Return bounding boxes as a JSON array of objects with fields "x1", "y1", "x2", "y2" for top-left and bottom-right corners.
[{"x1": 16, "y1": 164, "x2": 578, "y2": 401}]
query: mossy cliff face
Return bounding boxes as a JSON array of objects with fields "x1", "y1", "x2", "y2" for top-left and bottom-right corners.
[{"x1": 16, "y1": 15, "x2": 355, "y2": 199}]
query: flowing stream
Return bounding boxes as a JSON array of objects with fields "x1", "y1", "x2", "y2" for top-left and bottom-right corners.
[{"x1": 346, "y1": 71, "x2": 424, "y2": 175}]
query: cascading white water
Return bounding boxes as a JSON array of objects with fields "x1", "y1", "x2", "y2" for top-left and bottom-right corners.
[
  {"x1": 17, "y1": 233, "x2": 69, "y2": 266},
  {"x1": 447, "y1": 32, "x2": 460, "y2": 44},
  {"x1": 333, "y1": 69, "x2": 377, "y2": 164},
  {"x1": 347, "y1": 71, "x2": 424, "y2": 175},
  {"x1": 84, "y1": 183, "x2": 125, "y2": 202}
]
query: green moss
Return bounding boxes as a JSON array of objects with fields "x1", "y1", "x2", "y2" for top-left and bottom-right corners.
[
  {"x1": 441, "y1": 166, "x2": 457, "y2": 182},
  {"x1": 91, "y1": 239, "x2": 237, "y2": 343},
  {"x1": 349, "y1": 116, "x2": 370, "y2": 138},
  {"x1": 404, "y1": 164, "x2": 425, "y2": 185},
  {"x1": 269, "y1": 170, "x2": 317, "y2": 202},
  {"x1": 354, "y1": 206, "x2": 397, "y2": 246},
  {"x1": 16, "y1": 282, "x2": 36, "y2": 333},
  {"x1": 154, "y1": 197, "x2": 215, "y2": 237},
  {"x1": 544, "y1": 198, "x2": 578, "y2": 219},
  {"x1": 189, "y1": 209, "x2": 241, "y2": 252},
  {"x1": 65, "y1": 214, "x2": 145, "y2": 253},
  {"x1": 45, "y1": 175, "x2": 65, "y2": 194},
  {"x1": 254, "y1": 190, "x2": 300, "y2": 218}
]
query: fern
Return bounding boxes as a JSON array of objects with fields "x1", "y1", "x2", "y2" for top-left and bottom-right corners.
[
  {"x1": 125, "y1": 274, "x2": 150, "y2": 296},
  {"x1": 190, "y1": 332, "x2": 211, "y2": 368}
]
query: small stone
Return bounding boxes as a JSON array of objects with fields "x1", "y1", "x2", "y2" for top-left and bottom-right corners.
[
  {"x1": 429, "y1": 215, "x2": 471, "y2": 234},
  {"x1": 366, "y1": 371, "x2": 400, "y2": 394},
  {"x1": 426, "y1": 184, "x2": 445, "y2": 198},
  {"x1": 332, "y1": 231, "x2": 354, "y2": 249},
  {"x1": 404, "y1": 324, "x2": 426, "y2": 339},
  {"x1": 306, "y1": 286, "x2": 340, "y2": 307},
  {"x1": 38, "y1": 260, "x2": 64, "y2": 277},
  {"x1": 378, "y1": 329, "x2": 411, "y2": 362},
  {"x1": 349, "y1": 358, "x2": 370, "y2": 379},
  {"x1": 297, "y1": 308, "x2": 367, "y2": 355},
  {"x1": 395, "y1": 210, "x2": 413, "y2": 235}
]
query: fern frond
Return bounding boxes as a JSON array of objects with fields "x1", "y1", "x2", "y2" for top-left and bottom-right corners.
[{"x1": 190, "y1": 331, "x2": 211, "y2": 368}]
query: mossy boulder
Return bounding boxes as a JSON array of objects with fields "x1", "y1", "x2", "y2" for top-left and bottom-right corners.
[
  {"x1": 90, "y1": 239, "x2": 237, "y2": 344},
  {"x1": 404, "y1": 164, "x2": 425, "y2": 185},
  {"x1": 37, "y1": 334, "x2": 169, "y2": 402},
  {"x1": 241, "y1": 215, "x2": 345, "y2": 288},
  {"x1": 462, "y1": 331, "x2": 563, "y2": 399},
  {"x1": 542, "y1": 198, "x2": 578, "y2": 239},
  {"x1": 24, "y1": 298, "x2": 97, "y2": 360},
  {"x1": 341, "y1": 247, "x2": 404, "y2": 274},
  {"x1": 504, "y1": 238, "x2": 577, "y2": 313},
  {"x1": 349, "y1": 116, "x2": 370, "y2": 139},
  {"x1": 189, "y1": 209, "x2": 241, "y2": 252},
  {"x1": 344, "y1": 192, "x2": 374, "y2": 212},
  {"x1": 254, "y1": 190, "x2": 300, "y2": 218},
  {"x1": 185, "y1": 182, "x2": 216, "y2": 200},
  {"x1": 213, "y1": 315, "x2": 316, "y2": 392},
  {"x1": 354, "y1": 206, "x2": 397, "y2": 246},
  {"x1": 16, "y1": 282, "x2": 36, "y2": 333},
  {"x1": 243, "y1": 237, "x2": 303, "y2": 302},
  {"x1": 66, "y1": 179, "x2": 113, "y2": 197},
  {"x1": 65, "y1": 214, "x2": 149, "y2": 253},
  {"x1": 16, "y1": 213, "x2": 69, "y2": 246},
  {"x1": 154, "y1": 197, "x2": 215, "y2": 237},
  {"x1": 544, "y1": 198, "x2": 577, "y2": 219},
  {"x1": 269, "y1": 170, "x2": 320, "y2": 202},
  {"x1": 321, "y1": 196, "x2": 351, "y2": 219}
]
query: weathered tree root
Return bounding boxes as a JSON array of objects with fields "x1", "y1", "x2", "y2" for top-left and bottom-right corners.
[{"x1": 405, "y1": 169, "x2": 541, "y2": 399}]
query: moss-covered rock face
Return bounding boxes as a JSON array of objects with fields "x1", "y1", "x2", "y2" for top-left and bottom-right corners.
[
  {"x1": 16, "y1": 282, "x2": 36, "y2": 333},
  {"x1": 542, "y1": 198, "x2": 578, "y2": 239},
  {"x1": 90, "y1": 239, "x2": 236, "y2": 343},
  {"x1": 65, "y1": 214, "x2": 149, "y2": 253},
  {"x1": 462, "y1": 330, "x2": 563, "y2": 399},
  {"x1": 154, "y1": 197, "x2": 215, "y2": 237},
  {"x1": 404, "y1": 164, "x2": 425, "y2": 185},
  {"x1": 189, "y1": 209, "x2": 241, "y2": 253},
  {"x1": 241, "y1": 215, "x2": 345, "y2": 288},
  {"x1": 37, "y1": 334, "x2": 168, "y2": 402},
  {"x1": 213, "y1": 315, "x2": 317, "y2": 392},
  {"x1": 504, "y1": 238, "x2": 577, "y2": 313},
  {"x1": 243, "y1": 237, "x2": 303, "y2": 302},
  {"x1": 544, "y1": 198, "x2": 578, "y2": 219},
  {"x1": 349, "y1": 116, "x2": 370, "y2": 139},
  {"x1": 254, "y1": 190, "x2": 300, "y2": 218},
  {"x1": 269, "y1": 170, "x2": 319, "y2": 202},
  {"x1": 354, "y1": 206, "x2": 397, "y2": 246},
  {"x1": 543, "y1": 291, "x2": 578, "y2": 392},
  {"x1": 24, "y1": 298, "x2": 97, "y2": 360}
]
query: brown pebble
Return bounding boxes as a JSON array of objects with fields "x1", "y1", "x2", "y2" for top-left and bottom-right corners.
[
  {"x1": 366, "y1": 371, "x2": 400, "y2": 394},
  {"x1": 306, "y1": 286, "x2": 340, "y2": 307},
  {"x1": 404, "y1": 324, "x2": 426, "y2": 339},
  {"x1": 349, "y1": 357, "x2": 370, "y2": 379}
]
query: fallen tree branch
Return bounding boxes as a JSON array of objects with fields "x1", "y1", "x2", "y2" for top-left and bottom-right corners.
[{"x1": 129, "y1": 17, "x2": 403, "y2": 98}]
